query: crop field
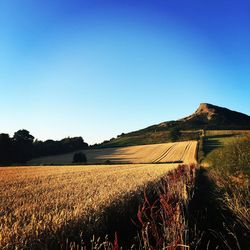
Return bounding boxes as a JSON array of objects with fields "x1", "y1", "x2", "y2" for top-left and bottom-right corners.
[
  {"x1": 29, "y1": 140, "x2": 197, "y2": 165},
  {"x1": 0, "y1": 163, "x2": 181, "y2": 249},
  {"x1": 1, "y1": 141, "x2": 198, "y2": 249}
]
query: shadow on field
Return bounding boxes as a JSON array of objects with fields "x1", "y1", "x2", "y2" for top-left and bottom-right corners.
[
  {"x1": 92, "y1": 147, "x2": 135, "y2": 163},
  {"x1": 204, "y1": 134, "x2": 238, "y2": 157},
  {"x1": 203, "y1": 138, "x2": 222, "y2": 156},
  {"x1": 188, "y1": 168, "x2": 250, "y2": 250}
]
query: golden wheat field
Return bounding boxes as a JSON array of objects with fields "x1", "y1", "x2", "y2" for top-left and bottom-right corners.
[
  {"x1": 0, "y1": 163, "x2": 181, "y2": 249},
  {"x1": 29, "y1": 140, "x2": 197, "y2": 165}
]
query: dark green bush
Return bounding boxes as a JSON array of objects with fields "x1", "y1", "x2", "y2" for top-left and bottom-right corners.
[{"x1": 72, "y1": 152, "x2": 87, "y2": 164}]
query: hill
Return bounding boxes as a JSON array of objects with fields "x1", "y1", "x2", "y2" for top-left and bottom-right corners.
[
  {"x1": 98, "y1": 103, "x2": 250, "y2": 148},
  {"x1": 138, "y1": 103, "x2": 250, "y2": 132}
]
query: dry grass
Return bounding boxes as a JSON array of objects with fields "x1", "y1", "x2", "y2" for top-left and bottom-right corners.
[
  {"x1": 210, "y1": 170, "x2": 250, "y2": 233},
  {"x1": 136, "y1": 164, "x2": 196, "y2": 249},
  {"x1": 29, "y1": 141, "x2": 198, "y2": 165},
  {"x1": 0, "y1": 164, "x2": 180, "y2": 249}
]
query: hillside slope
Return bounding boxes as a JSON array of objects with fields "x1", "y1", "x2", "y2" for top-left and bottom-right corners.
[
  {"x1": 99, "y1": 103, "x2": 250, "y2": 147},
  {"x1": 141, "y1": 103, "x2": 250, "y2": 132}
]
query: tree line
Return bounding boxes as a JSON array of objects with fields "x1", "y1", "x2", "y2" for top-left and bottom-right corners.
[{"x1": 0, "y1": 129, "x2": 88, "y2": 164}]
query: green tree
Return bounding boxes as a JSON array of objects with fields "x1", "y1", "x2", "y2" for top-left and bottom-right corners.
[
  {"x1": 13, "y1": 129, "x2": 34, "y2": 163},
  {"x1": 0, "y1": 133, "x2": 12, "y2": 164},
  {"x1": 13, "y1": 129, "x2": 34, "y2": 143}
]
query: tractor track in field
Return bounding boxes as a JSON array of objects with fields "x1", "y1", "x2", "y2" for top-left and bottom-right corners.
[
  {"x1": 180, "y1": 141, "x2": 191, "y2": 162},
  {"x1": 152, "y1": 143, "x2": 177, "y2": 163}
]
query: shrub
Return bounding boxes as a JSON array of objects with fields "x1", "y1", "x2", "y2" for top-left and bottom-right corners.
[
  {"x1": 169, "y1": 128, "x2": 181, "y2": 142},
  {"x1": 136, "y1": 164, "x2": 196, "y2": 249},
  {"x1": 72, "y1": 152, "x2": 87, "y2": 163}
]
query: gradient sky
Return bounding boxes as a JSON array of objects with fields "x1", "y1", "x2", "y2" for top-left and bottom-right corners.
[{"x1": 1, "y1": 0, "x2": 250, "y2": 144}]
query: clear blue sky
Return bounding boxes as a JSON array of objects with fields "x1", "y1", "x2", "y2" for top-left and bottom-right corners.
[{"x1": 1, "y1": 0, "x2": 250, "y2": 144}]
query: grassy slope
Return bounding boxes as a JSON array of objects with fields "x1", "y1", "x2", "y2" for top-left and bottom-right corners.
[
  {"x1": 98, "y1": 130, "x2": 250, "y2": 148},
  {"x1": 197, "y1": 132, "x2": 250, "y2": 247},
  {"x1": 189, "y1": 132, "x2": 250, "y2": 249},
  {"x1": 99, "y1": 130, "x2": 200, "y2": 148}
]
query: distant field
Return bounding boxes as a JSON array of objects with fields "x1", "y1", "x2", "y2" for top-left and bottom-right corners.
[
  {"x1": 29, "y1": 141, "x2": 197, "y2": 165},
  {"x1": 0, "y1": 164, "x2": 180, "y2": 249},
  {"x1": 205, "y1": 130, "x2": 250, "y2": 137}
]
